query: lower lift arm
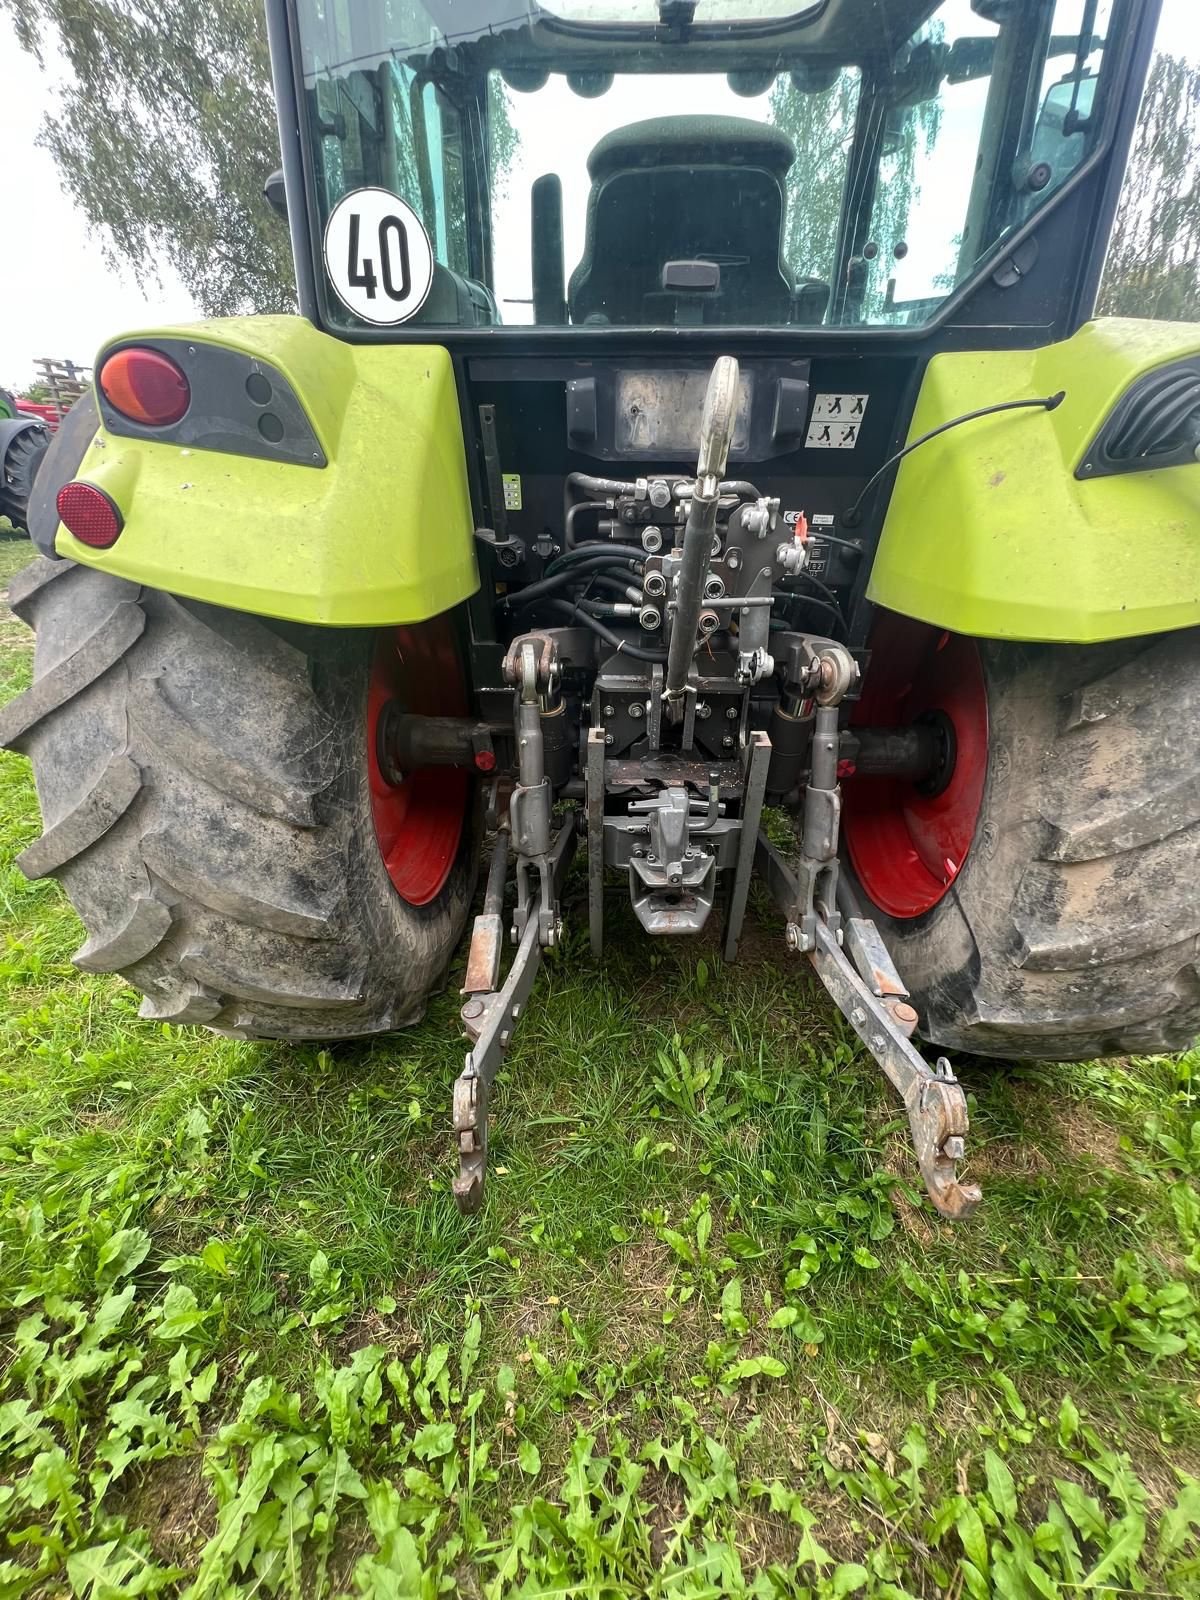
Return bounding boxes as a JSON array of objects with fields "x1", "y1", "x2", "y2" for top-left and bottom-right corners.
[
  {"x1": 452, "y1": 633, "x2": 576, "y2": 1214},
  {"x1": 454, "y1": 813, "x2": 576, "y2": 1213},
  {"x1": 757, "y1": 639, "x2": 980, "y2": 1219}
]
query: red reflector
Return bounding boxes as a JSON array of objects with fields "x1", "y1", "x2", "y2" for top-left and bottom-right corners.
[
  {"x1": 57, "y1": 482, "x2": 124, "y2": 548},
  {"x1": 99, "y1": 346, "x2": 190, "y2": 426},
  {"x1": 474, "y1": 749, "x2": 497, "y2": 773}
]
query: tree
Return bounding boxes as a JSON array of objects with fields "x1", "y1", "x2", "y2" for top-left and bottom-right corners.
[
  {"x1": 5, "y1": 0, "x2": 296, "y2": 317},
  {"x1": 1098, "y1": 51, "x2": 1200, "y2": 323},
  {"x1": 489, "y1": 75, "x2": 520, "y2": 202},
  {"x1": 7, "y1": 0, "x2": 521, "y2": 320},
  {"x1": 770, "y1": 68, "x2": 941, "y2": 320},
  {"x1": 770, "y1": 71, "x2": 862, "y2": 285}
]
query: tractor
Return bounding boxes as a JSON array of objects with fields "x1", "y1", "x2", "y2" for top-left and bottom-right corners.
[
  {"x1": 5, "y1": 0, "x2": 1198, "y2": 1218},
  {"x1": 0, "y1": 387, "x2": 50, "y2": 533}
]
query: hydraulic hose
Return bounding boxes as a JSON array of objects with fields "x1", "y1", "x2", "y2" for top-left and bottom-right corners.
[
  {"x1": 501, "y1": 555, "x2": 642, "y2": 611},
  {"x1": 672, "y1": 478, "x2": 760, "y2": 501},
  {"x1": 664, "y1": 356, "x2": 741, "y2": 703},
  {"x1": 544, "y1": 541, "x2": 644, "y2": 577},
  {"x1": 545, "y1": 598, "x2": 668, "y2": 662},
  {"x1": 564, "y1": 501, "x2": 603, "y2": 549},
  {"x1": 585, "y1": 573, "x2": 643, "y2": 604},
  {"x1": 566, "y1": 471, "x2": 638, "y2": 498},
  {"x1": 509, "y1": 570, "x2": 641, "y2": 613}
]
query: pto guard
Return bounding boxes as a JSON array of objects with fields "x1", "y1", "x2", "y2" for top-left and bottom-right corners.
[{"x1": 54, "y1": 316, "x2": 479, "y2": 627}]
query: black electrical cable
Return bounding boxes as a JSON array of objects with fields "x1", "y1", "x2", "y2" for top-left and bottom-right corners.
[
  {"x1": 808, "y1": 529, "x2": 866, "y2": 556},
  {"x1": 841, "y1": 391, "x2": 1066, "y2": 527},
  {"x1": 778, "y1": 572, "x2": 848, "y2": 625},
  {"x1": 787, "y1": 571, "x2": 845, "y2": 616},
  {"x1": 545, "y1": 598, "x2": 668, "y2": 662},
  {"x1": 770, "y1": 604, "x2": 843, "y2": 633},
  {"x1": 774, "y1": 583, "x2": 848, "y2": 639}
]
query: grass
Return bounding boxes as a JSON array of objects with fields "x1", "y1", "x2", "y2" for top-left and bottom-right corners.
[{"x1": 0, "y1": 538, "x2": 1199, "y2": 1597}]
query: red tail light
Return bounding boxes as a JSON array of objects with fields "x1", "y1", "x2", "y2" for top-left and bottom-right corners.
[
  {"x1": 57, "y1": 482, "x2": 124, "y2": 548},
  {"x1": 99, "y1": 346, "x2": 190, "y2": 427}
]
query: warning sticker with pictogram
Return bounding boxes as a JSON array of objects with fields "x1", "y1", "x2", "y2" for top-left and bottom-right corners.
[
  {"x1": 805, "y1": 419, "x2": 864, "y2": 449},
  {"x1": 805, "y1": 392, "x2": 869, "y2": 448}
]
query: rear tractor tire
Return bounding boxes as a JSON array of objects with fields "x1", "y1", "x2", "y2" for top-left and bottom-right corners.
[
  {"x1": 0, "y1": 558, "x2": 477, "y2": 1040},
  {"x1": 843, "y1": 615, "x2": 1200, "y2": 1061}
]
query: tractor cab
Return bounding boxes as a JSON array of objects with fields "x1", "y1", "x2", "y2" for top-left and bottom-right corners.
[{"x1": 277, "y1": 0, "x2": 1125, "y2": 337}]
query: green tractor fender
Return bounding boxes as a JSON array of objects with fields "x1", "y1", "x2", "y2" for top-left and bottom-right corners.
[
  {"x1": 49, "y1": 316, "x2": 479, "y2": 627},
  {"x1": 869, "y1": 319, "x2": 1200, "y2": 643}
]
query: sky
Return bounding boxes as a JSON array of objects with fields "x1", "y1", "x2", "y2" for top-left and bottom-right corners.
[
  {"x1": 0, "y1": 11, "x2": 197, "y2": 392},
  {"x1": 1, "y1": 0, "x2": 1198, "y2": 388}
]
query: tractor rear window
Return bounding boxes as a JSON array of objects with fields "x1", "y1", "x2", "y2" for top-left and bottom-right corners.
[
  {"x1": 489, "y1": 72, "x2": 861, "y2": 326},
  {"x1": 537, "y1": 0, "x2": 823, "y2": 20},
  {"x1": 294, "y1": 0, "x2": 1116, "y2": 333}
]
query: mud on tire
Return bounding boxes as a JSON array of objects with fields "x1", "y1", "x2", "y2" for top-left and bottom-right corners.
[
  {"x1": 855, "y1": 630, "x2": 1200, "y2": 1061},
  {"x1": 0, "y1": 558, "x2": 477, "y2": 1040}
]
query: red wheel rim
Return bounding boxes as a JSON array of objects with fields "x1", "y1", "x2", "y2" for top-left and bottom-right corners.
[
  {"x1": 842, "y1": 613, "x2": 988, "y2": 919},
  {"x1": 366, "y1": 617, "x2": 470, "y2": 907}
]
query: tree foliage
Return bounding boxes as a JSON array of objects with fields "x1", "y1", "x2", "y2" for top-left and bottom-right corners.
[
  {"x1": 770, "y1": 71, "x2": 941, "y2": 318},
  {"x1": 5, "y1": 0, "x2": 296, "y2": 317},
  {"x1": 6, "y1": 0, "x2": 522, "y2": 320},
  {"x1": 1098, "y1": 51, "x2": 1200, "y2": 323},
  {"x1": 770, "y1": 72, "x2": 862, "y2": 285}
]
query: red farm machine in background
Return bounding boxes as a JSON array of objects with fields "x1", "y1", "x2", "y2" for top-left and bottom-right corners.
[{"x1": 1, "y1": 359, "x2": 89, "y2": 531}]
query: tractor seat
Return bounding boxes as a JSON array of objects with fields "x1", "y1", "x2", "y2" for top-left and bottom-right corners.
[
  {"x1": 567, "y1": 115, "x2": 797, "y2": 327},
  {"x1": 419, "y1": 263, "x2": 498, "y2": 326}
]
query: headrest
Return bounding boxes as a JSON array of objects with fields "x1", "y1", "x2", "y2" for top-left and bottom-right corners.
[{"x1": 585, "y1": 115, "x2": 796, "y2": 180}]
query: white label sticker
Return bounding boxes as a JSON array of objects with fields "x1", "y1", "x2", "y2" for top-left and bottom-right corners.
[
  {"x1": 812, "y1": 392, "x2": 869, "y2": 422},
  {"x1": 323, "y1": 188, "x2": 434, "y2": 326},
  {"x1": 784, "y1": 509, "x2": 838, "y2": 527},
  {"x1": 806, "y1": 419, "x2": 863, "y2": 449}
]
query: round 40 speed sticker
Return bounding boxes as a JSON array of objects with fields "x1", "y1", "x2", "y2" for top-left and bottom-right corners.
[{"x1": 323, "y1": 188, "x2": 434, "y2": 325}]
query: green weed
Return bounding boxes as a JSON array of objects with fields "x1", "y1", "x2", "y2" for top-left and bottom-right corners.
[{"x1": 0, "y1": 602, "x2": 1198, "y2": 1595}]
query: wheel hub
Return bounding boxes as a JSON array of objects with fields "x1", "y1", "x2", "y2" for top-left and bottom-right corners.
[
  {"x1": 367, "y1": 617, "x2": 470, "y2": 907},
  {"x1": 842, "y1": 615, "x2": 988, "y2": 919}
]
